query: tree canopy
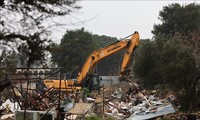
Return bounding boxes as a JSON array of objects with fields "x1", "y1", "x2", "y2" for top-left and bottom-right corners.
[
  {"x1": 92, "y1": 34, "x2": 122, "y2": 76},
  {"x1": 51, "y1": 28, "x2": 124, "y2": 78},
  {"x1": 51, "y1": 28, "x2": 96, "y2": 78},
  {"x1": 152, "y1": 3, "x2": 200, "y2": 37},
  {"x1": 152, "y1": 3, "x2": 200, "y2": 54},
  {"x1": 133, "y1": 3, "x2": 200, "y2": 111}
]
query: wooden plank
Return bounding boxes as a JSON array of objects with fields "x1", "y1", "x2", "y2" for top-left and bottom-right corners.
[{"x1": 69, "y1": 103, "x2": 93, "y2": 115}]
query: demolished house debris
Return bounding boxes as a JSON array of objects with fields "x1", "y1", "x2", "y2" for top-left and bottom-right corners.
[
  {"x1": 0, "y1": 72, "x2": 177, "y2": 120},
  {"x1": 100, "y1": 83, "x2": 176, "y2": 120}
]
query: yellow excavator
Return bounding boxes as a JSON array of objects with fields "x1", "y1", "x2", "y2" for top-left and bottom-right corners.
[{"x1": 44, "y1": 31, "x2": 140, "y2": 92}]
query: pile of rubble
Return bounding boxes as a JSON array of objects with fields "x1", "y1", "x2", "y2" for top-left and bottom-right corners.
[
  {"x1": 0, "y1": 87, "x2": 61, "y2": 120},
  {"x1": 99, "y1": 84, "x2": 176, "y2": 120},
  {"x1": 0, "y1": 82, "x2": 177, "y2": 120},
  {"x1": 64, "y1": 83, "x2": 177, "y2": 119}
]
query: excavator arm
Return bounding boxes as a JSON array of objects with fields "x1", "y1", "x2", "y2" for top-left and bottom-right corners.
[
  {"x1": 77, "y1": 31, "x2": 140, "y2": 85},
  {"x1": 76, "y1": 38, "x2": 128, "y2": 85},
  {"x1": 76, "y1": 31, "x2": 139, "y2": 85},
  {"x1": 43, "y1": 31, "x2": 140, "y2": 92},
  {"x1": 120, "y1": 31, "x2": 140, "y2": 81}
]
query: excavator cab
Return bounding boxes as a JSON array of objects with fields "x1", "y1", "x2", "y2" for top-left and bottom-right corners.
[{"x1": 83, "y1": 74, "x2": 101, "y2": 91}]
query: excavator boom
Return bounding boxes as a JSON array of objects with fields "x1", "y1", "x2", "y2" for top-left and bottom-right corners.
[
  {"x1": 44, "y1": 31, "x2": 140, "y2": 92},
  {"x1": 76, "y1": 37, "x2": 128, "y2": 84},
  {"x1": 120, "y1": 32, "x2": 140, "y2": 80}
]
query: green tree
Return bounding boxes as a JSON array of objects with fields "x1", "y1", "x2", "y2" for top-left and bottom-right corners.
[
  {"x1": 134, "y1": 35, "x2": 200, "y2": 111},
  {"x1": 133, "y1": 39, "x2": 162, "y2": 89},
  {"x1": 51, "y1": 29, "x2": 125, "y2": 77},
  {"x1": 0, "y1": 50, "x2": 17, "y2": 68},
  {"x1": 92, "y1": 34, "x2": 118, "y2": 47},
  {"x1": 152, "y1": 3, "x2": 200, "y2": 36},
  {"x1": 51, "y1": 28, "x2": 96, "y2": 77},
  {"x1": 0, "y1": 50, "x2": 17, "y2": 92},
  {"x1": 160, "y1": 37, "x2": 199, "y2": 111},
  {"x1": 134, "y1": 3, "x2": 200, "y2": 111},
  {"x1": 152, "y1": 3, "x2": 200, "y2": 111},
  {"x1": 92, "y1": 34, "x2": 122, "y2": 75},
  {"x1": 152, "y1": 3, "x2": 200, "y2": 54}
]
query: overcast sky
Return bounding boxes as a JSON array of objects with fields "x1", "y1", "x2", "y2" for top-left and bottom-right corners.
[{"x1": 50, "y1": 1, "x2": 199, "y2": 42}]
